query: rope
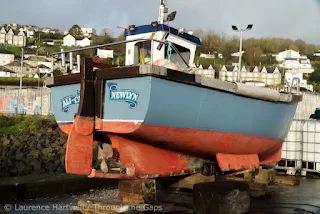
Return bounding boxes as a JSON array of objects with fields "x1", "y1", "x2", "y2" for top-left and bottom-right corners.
[{"x1": 167, "y1": 42, "x2": 172, "y2": 62}]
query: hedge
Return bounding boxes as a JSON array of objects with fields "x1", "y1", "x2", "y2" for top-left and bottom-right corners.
[{"x1": 0, "y1": 77, "x2": 45, "y2": 87}]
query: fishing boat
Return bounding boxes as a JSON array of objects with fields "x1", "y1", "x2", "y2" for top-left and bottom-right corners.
[{"x1": 45, "y1": 1, "x2": 302, "y2": 179}]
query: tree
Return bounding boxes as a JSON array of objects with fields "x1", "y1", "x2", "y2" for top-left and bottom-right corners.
[
  {"x1": 92, "y1": 34, "x2": 114, "y2": 46},
  {"x1": 288, "y1": 44, "x2": 299, "y2": 52},
  {"x1": 53, "y1": 69, "x2": 63, "y2": 77},
  {"x1": 295, "y1": 39, "x2": 306, "y2": 54},
  {"x1": 112, "y1": 34, "x2": 126, "y2": 53},
  {"x1": 309, "y1": 62, "x2": 320, "y2": 82},
  {"x1": 100, "y1": 28, "x2": 114, "y2": 37},
  {"x1": 68, "y1": 25, "x2": 83, "y2": 39}
]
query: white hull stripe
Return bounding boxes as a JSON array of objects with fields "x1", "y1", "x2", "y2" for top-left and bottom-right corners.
[{"x1": 57, "y1": 120, "x2": 144, "y2": 124}]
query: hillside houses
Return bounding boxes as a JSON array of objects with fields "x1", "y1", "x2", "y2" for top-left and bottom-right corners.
[
  {"x1": 0, "y1": 55, "x2": 55, "y2": 78},
  {"x1": 219, "y1": 65, "x2": 282, "y2": 86},
  {"x1": 0, "y1": 27, "x2": 26, "y2": 47}
]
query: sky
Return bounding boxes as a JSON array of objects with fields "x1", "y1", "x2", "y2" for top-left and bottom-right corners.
[{"x1": 1, "y1": 0, "x2": 320, "y2": 44}]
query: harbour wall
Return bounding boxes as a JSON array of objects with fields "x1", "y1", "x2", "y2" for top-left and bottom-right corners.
[
  {"x1": 294, "y1": 92, "x2": 320, "y2": 120},
  {"x1": 0, "y1": 115, "x2": 67, "y2": 177}
]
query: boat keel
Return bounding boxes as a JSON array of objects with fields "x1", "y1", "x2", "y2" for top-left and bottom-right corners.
[
  {"x1": 216, "y1": 153, "x2": 260, "y2": 171},
  {"x1": 65, "y1": 116, "x2": 94, "y2": 175}
]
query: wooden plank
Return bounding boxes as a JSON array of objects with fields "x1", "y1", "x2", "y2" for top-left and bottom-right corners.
[
  {"x1": 254, "y1": 169, "x2": 276, "y2": 184},
  {"x1": 47, "y1": 73, "x2": 80, "y2": 86},
  {"x1": 274, "y1": 175, "x2": 300, "y2": 186},
  {"x1": 170, "y1": 173, "x2": 215, "y2": 190},
  {"x1": 96, "y1": 66, "x2": 141, "y2": 79}
]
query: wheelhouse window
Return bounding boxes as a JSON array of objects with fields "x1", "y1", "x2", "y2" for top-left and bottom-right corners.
[
  {"x1": 165, "y1": 44, "x2": 190, "y2": 69},
  {"x1": 134, "y1": 41, "x2": 151, "y2": 65}
]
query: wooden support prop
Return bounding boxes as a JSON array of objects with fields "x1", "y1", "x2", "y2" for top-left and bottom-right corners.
[
  {"x1": 274, "y1": 175, "x2": 300, "y2": 186},
  {"x1": 254, "y1": 168, "x2": 276, "y2": 184},
  {"x1": 170, "y1": 173, "x2": 215, "y2": 190},
  {"x1": 248, "y1": 182, "x2": 267, "y2": 198},
  {"x1": 193, "y1": 181, "x2": 250, "y2": 214},
  {"x1": 118, "y1": 179, "x2": 156, "y2": 205}
]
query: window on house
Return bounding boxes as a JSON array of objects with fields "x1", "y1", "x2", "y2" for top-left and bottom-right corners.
[
  {"x1": 134, "y1": 41, "x2": 151, "y2": 65},
  {"x1": 165, "y1": 44, "x2": 190, "y2": 69}
]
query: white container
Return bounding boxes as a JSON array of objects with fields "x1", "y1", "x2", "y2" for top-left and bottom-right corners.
[
  {"x1": 281, "y1": 120, "x2": 304, "y2": 161},
  {"x1": 302, "y1": 120, "x2": 320, "y2": 172}
]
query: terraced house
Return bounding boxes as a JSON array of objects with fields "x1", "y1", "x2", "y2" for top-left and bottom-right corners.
[
  {"x1": 219, "y1": 65, "x2": 282, "y2": 86},
  {"x1": 0, "y1": 27, "x2": 26, "y2": 47},
  {"x1": 3, "y1": 60, "x2": 36, "y2": 77}
]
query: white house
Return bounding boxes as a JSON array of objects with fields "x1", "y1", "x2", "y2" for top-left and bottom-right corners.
[
  {"x1": 276, "y1": 49, "x2": 300, "y2": 62},
  {"x1": 76, "y1": 37, "x2": 91, "y2": 47},
  {"x1": 97, "y1": 49, "x2": 114, "y2": 58},
  {"x1": 38, "y1": 64, "x2": 51, "y2": 74},
  {"x1": 200, "y1": 53, "x2": 215, "y2": 59},
  {"x1": 314, "y1": 50, "x2": 320, "y2": 57},
  {"x1": 285, "y1": 71, "x2": 313, "y2": 92},
  {"x1": 280, "y1": 57, "x2": 314, "y2": 73},
  {"x1": 0, "y1": 53, "x2": 14, "y2": 66},
  {"x1": 63, "y1": 34, "x2": 91, "y2": 47},
  {"x1": 63, "y1": 34, "x2": 76, "y2": 46},
  {"x1": 81, "y1": 28, "x2": 96, "y2": 37}
]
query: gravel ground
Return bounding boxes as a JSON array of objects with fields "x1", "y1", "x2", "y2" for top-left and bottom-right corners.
[{"x1": 0, "y1": 177, "x2": 319, "y2": 214}]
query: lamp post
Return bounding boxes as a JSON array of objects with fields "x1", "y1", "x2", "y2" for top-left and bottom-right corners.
[
  {"x1": 232, "y1": 24, "x2": 253, "y2": 82},
  {"x1": 16, "y1": 48, "x2": 24, "y2": 115}
]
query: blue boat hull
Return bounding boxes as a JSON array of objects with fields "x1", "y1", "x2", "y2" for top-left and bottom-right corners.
[{"x1": 52, "y1": 76, "x2": 297, "y2": 141}]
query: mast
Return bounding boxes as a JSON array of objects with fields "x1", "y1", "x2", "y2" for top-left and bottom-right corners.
[{"x1": 158, "y1": 0, "x2": 168, "y2": 24}]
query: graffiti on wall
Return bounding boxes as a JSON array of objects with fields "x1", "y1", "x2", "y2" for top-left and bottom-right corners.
[{"x1": 0, "y1": 89, "x2": 52, "y2": 115}]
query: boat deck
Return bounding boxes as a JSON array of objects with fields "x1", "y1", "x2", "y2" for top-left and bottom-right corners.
[{"x1": 46, "y1": 64, "x2": 302, "y2": 103}]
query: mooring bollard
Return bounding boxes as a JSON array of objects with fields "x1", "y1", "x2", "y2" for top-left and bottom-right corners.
[{"x1": 193, "y1": 181, "x2": 250, "y2": 214}]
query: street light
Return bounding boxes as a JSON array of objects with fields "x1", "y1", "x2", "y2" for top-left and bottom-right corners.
[{"x1": 232, "y1": 24, "x2": 253, "y2": 82}]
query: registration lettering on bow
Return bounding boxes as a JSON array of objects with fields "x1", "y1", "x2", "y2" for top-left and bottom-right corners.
[
  {"x1": 108, "y1": 83, "x2": 139, "y2": 109},
  {"x1": 61, "y1": 90, "x2": 80, "y2": 113}
]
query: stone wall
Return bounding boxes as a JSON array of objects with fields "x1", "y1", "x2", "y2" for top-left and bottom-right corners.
[
  {"x1": 294, "y1": 92, "x2": 320, "y2": 120},
  {"x1": 0, "y1": 117, "x2": 68, "y2": 177}
]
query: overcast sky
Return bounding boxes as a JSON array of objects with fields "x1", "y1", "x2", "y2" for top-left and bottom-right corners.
[{"x1": 1, "y1": 0, "x2": 320, "y2": 44}]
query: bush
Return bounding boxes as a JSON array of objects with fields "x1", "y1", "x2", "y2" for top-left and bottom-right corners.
[
  {"x1": 0, "y1": 77, "x2": 45, "y2": 87},
  {"x1": 0, "y1": 115, "x2": 55, "y2": 136}
]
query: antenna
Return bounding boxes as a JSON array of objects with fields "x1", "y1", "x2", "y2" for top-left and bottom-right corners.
[{"x1": 158, "y1": 0, "x2": 168, "y2": 24}]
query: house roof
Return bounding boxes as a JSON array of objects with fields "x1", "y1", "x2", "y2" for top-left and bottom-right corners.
[
  {"x1": 225, "y1": 66, "x2": 235, "y2": 71},
  {"x1": 285, "y1": 58, "x2": 298, "y2": 61},
  {"x1": 38, "y1": 64, "x2": 51, "y2": 69},
  {"x1": 0, "y1": 66, "x2": 15, "y2": 73},
  {"x1": 266, "y1": 68, "x2": 275, "y2": 73},
  {"x1": 64, "y1": 34, "x2": 88, "y2": 40},
  {"x1": 220, "y1": 65, "x2": 279, "y2": 73},
  {"x1": 25, "y1": 56, "x2": 50, "y2": 62},
  {"x1": 248, "y1": 66, "x2": 257, "y2": 72},
  {"x1": 5, "y1": 61, "x2": 34, "y2": 68}
]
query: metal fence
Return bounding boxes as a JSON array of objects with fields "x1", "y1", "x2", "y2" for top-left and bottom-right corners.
[{"x1": 0, "y1": 88, "x2": 53, "y2": 115}]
